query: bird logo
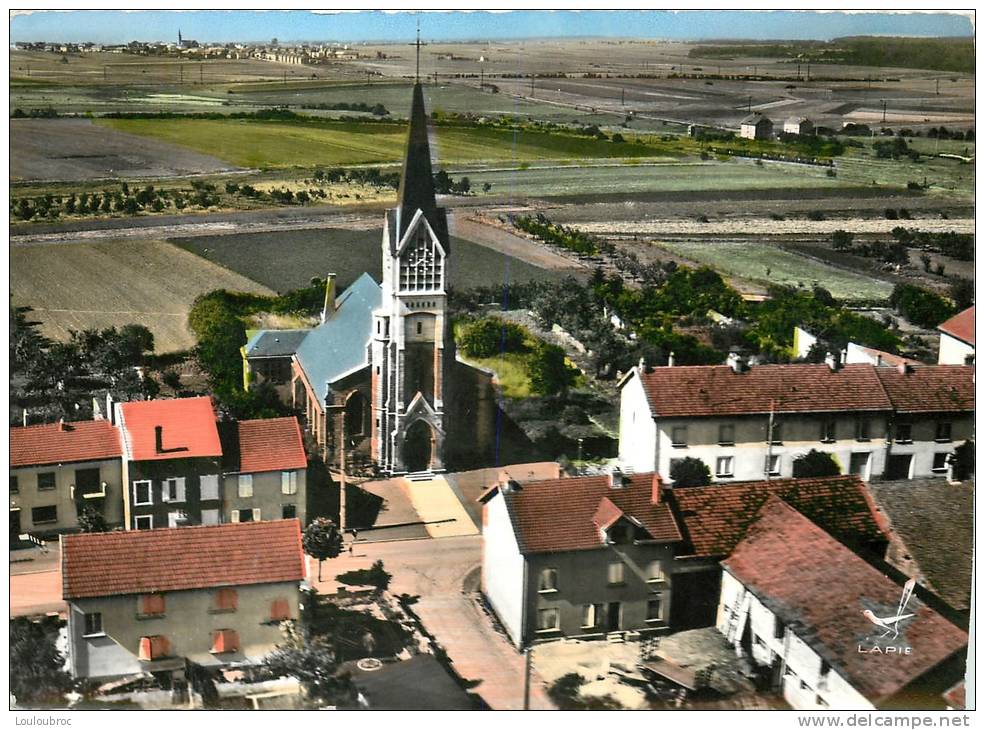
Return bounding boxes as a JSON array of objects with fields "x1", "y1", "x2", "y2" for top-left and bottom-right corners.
[{"x1": 862, "y1": 578, "x2": 917, "y2": 640}]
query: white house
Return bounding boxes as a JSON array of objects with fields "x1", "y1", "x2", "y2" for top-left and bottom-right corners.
[
  {"x1": 937, "y1": 306, "x2": 974, "y2": 365},
  {"x1": 739, "y1": 114, "x2": 773, "y2": 140},
  {"x1": 783, "y1": 117, "x2": 814, "y2": 136},
  {"x1": 718, "y1": 497, "x2": 967, "y2": 710}
]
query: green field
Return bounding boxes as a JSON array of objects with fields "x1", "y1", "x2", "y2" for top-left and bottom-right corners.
[
  {"x1": 173, "y1": 227, "x2": 567, "y2": 294},
  {"x1": 653, "y1": 239, "x2": 894, "y2": 302},
  {"x1": 835, "y1": 138, "x2": 974, "y2": 197}
]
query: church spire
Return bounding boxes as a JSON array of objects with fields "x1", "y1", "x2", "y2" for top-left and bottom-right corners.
[{"x1": 396, "y1": 83, "x2": 438, "y2": 234}]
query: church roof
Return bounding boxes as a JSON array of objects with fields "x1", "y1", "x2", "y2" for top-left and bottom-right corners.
[
  {"x1": 294, "y1": 272, "x2": 381, "y2": 404},
  {"x1": 396, "y1": 83, "x2": 439, "y2": 239},
  {"x1": 245, "y1": 329, "x2": 310, "y2": 358}
]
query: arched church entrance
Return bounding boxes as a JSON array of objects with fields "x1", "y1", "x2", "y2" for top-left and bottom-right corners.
[
  {"x1": 403, "y1": 420, "x2": 434, "y2": 473},
  {"x1": 344, "y1": 391, "x2": 367, "y2": 437}
]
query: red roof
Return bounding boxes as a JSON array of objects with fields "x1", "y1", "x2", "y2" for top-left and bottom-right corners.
[
  {"x1": 671, "y1": 475, "x2": 886, "y2": 558},
  {"x1": 10, "y1": 420, "x2": 122, "y2": 467},
  {"x1": 938, "y1": 306, "x2": 975, "y2": 346},
  {"x1": 62, "y1": 520, "x2": 304, "y2": 599},
  {"x1": 723, "y1": 498, "x2": 967, "y2": 705},
  {"x1": 119, "y1": 396, "x2": 222, "y2": 461},
  {"x1": 875, "y1": 365, "x2": 974, "y2": 414},
  {"x1": 233, "y1": 417, "x2": 307, "y2": 474},
  {"x1": 488, "y1": 472, "x2": 682, "y2": 554},
  {"x1": 634, "y1": 364, "x2": 892, "y2": 417}
]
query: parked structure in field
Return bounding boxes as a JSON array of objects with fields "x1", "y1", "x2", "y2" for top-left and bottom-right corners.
[
  {"x1": 617, "y1": 360, "x2": 973, "y2": 483},
  {"x1": 62, "y1": 520, "x2": 305, "y2": 682},
  {"x1": 782, "y1": 116, "x2": 815, "y2": 136},
  {"x1": 10, "y1": 420, "x2": 123, "y2": 539},
  {"x1": 719, "y1": 498, "x2": 967, "y2": 710},
  {"x1": 739, "y1": 113, "x2": 773, "y2": 140},
  {"x1": 937, "y1": 305, "x2": 974, "y2": 365},
  {"x1": 480, "y1": 470, "x2": 680, "y2": 647}
]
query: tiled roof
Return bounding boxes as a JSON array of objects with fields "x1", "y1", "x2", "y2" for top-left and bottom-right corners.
[
  {"x1": 723, "y1": 498, "x2": 967, "y2": 705},
  {"x1": 10, "y1": 420, "x2": 122, "y2": 467},
  {"x1": 867, "y1": 479, "x2": 973, "y2": 611},
  {"x1": 875, "y1": 365, "x2": 974, "y2": 414},
  {"x1": 118, "y1": 396, "x2": 222, "y2": 462},
  {"x1": 295, "y1": 273, "x2": 382, "y2": 405},
  {"x1": 496, "y1": 472, "x2": 682, "y2": 554},
  {"x1": 62, "y1": 520, "x2": 304, "y2": 599},
  {"x1": 670, "y1": 475, "x2": 886, "y2": 558},
  {"x1": 221, "y1": 417, "x2": 307, "y2": 474},
  {"x1": 634, "y1": 364, "x2": 892, "y2": 418},
  {"x1": 245, "y1": 329, "x2": 310, "y2": 358},
  {"x1": 938, "y1": 306, "x2": 974, "y2": 346}
]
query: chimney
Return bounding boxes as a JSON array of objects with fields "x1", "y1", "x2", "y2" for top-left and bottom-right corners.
[
  {"x1": 875, "y1": 354, "x2": 883, "y2": 367},
  {"x1": 825, "y1": 351, "x2": 841, "y2": 371},
  {"x1": 726, "y1": 352, "x2": 745, "y2": 373},
  {"x1": 58, "y1": 418, "x2": 66, "y2": 432},
  {"x1": 155, "y1": 425, "x2": 164, "y2": 453},
  {"x1": 106, "y1": 392, "x2": 115, "y2": 425},
  {"x1": 608, "y1": 466, "x2": 626, "y2": 489},
  {"x1": 321, "y1": 273, "x2": 337, "y2": 324},
  {"x1": 651, "y1": 472, "x2": 662, "y2": 505},
  {"x1": 897, "y1": 362, "x2": 913, "y2": 375},
  {"x1": 22, "y1": 409, "x2": 28, "y2": 427},
  {"x1": 638, "y1": 357, "x2": 646, "y2": 373},
  {"x1": 667, "y1": 351, "x2": 675, "y2": 368}
]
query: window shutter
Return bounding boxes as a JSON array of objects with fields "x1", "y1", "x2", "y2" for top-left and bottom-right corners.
[
  {"x1": 214, "y1": 588, "x2": 238, "y2": 612},
  {"x1": 281, "y1": 472, "x2": 290, "y2": 495},
  {"x1": 231, "y1": 510, "x2": 240, "y2": 523},
  {"x1": 139, "y1": 636, "x2": 152, "y2": 661},
  {"x1": 270, "y1": 598, "x2": 291, "y2": 622},
  {"x1": 142, "y1": 593, "x2": 165, "y2": 616},
  {"x1": 239, "y1": 474, "x2": 253, "y2": 498},
  {"x1": 176, "y1": 477, "x2": 186, "y2": 502},
  {"x1": 252, "y1": 508, "x2": 261, "y2": 522},
  {"x1": 200, "y1": 474, "x2": 219, "y2": 501}
]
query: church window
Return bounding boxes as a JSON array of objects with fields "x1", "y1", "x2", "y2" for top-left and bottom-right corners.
[
  {"x1": 417, "y1": 322, "x2": 423, "y2": 335},
  {"x1": 399, "y1": 227, "x2": 442, "y2": 292}
]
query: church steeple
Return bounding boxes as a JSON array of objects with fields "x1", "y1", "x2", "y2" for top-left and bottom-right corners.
[{"x1": 396, "y1": 83, "x2": 438, "y2": 236}]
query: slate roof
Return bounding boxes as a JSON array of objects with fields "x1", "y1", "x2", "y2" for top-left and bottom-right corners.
[
  {"x1": 10, "y1": 420, "x2": 122, "y2": 467},
  {"x1": 723, "y1": 498, "x2": 967, "y2": 706},
  {"x1": 245, "y1": 329, "x2": 310, "y2": 358},
  {"x1": 118, "y1": 396, "x2": 222, "y2": 462},
  {"x1": 937, "y1": 306, "x2": 975, "y2": 346},
  {"x1": 866, "y1": 479, "x2": 973, "y2": 611},
  {"x1": 397, "y1": 83, "x2": 439, "y2": 239},
  {"x1": 670, "y1": 475, "x2": 886, "y2": 558},
  {"x1": 62, "y1": 519, "x2": 304, "y2": 599},
  {"x1": 488, "y1": 472, "x2": 682, "y2": 554},
  {"x1": 220, "y1": 417, "x2": 308, "y2": 474},
  {"x1": 874, "y1": 365, "x2": 974, "y2": 414},
  {"x1": 294, "y1": 272, "x2": 382, "y2": 404},
  {"x1": 740, "y1": 114, "x2": 772, "y2": 126},
  {"x1": 634, "y1": 364, "x2": 892, "y2": 418}
]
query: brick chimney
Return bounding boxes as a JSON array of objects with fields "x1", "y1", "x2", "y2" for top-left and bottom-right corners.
[
  {"x1": 825, "y1": 351, "x2": 841, "y2": 371},
  {"x1": 651, "y1": 472, "x2": 662, "y2": 505},
  {"x1": 897, "y1": 361, "x2": 913, "y2": 375},
  {"x1": 608, "y1": 466, "x2": 627, "y2": 489},
  {"x1": 726, "y1": 352, "x2": 746, "y2": 373}
]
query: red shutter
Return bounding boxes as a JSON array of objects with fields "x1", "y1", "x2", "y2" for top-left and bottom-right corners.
[
  {"x1": 139, "y1": 636, "x2": 152, "y2": 661},
  {"x1": 270, "y1": 598, "x2": 290, "y2": 621},
  {"x1": 142, "y1": 593, "x2": 165, "y2": 616},
  {"x1": 212, "y1": 629, "x2": 240, "y2": 653},
  {"x1": 214, "y1": 588, "x2": 238, "y2": 612},
  {"x1": 139, "y1": 635, "x2": 170, "y2": 660}
]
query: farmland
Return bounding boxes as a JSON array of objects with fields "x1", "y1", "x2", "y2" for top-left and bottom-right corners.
[
  {"x1": 10, "y1": 239, "x2": 273, "y2": 351},
  {"x1": 650, "y1": 239, "x2": 895, "y2": 302}
]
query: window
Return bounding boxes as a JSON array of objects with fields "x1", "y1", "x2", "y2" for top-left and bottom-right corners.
[
  {"x1": 646, "y1": 561, "x2": 666, "y2": 583},
  {"x1": 671, "y1": 426, "x2": 688, "y2": 447},
  {"x1": 162, "y1": 477, "x2": 185, "y2": 503},
  {"x1": 139, "y1": 593, "x2": 166, "y2": 618},
  {"x1": 211, "y1": 629, "x2": 240, "y2": 654},
  {"x1": 282, "y1": 504, "x2": 297, "y2": 520},
  {"x1": 932, "y1": 452, "x2": 951, "y2": 473},
  {"x1": 820, "y1": 420, "x2": 837, "y2": 443},
  {"x1": 232, "y1": 508, "x2": 260, "y2": 523},
  {"x1": 935, "y1": 422, "x2": 953, "y2": 442},
  {"x1": 536, "y1": 608, "x2": 559, "y2": 632},
  {"x1": 768, "y1": 421, "x2": 783, "y2": 444},
  {"x1": 581, "y1": 603, "x2": 601, "y2": 628},
  {"x1": 855, "y1": 419, "x2": 871, "y2": 442},
  {"x1": 646, "y1": 595, "x2": 665, "y2": 622},
  {"x1": 538, "y1": 568, "x2": 558, "y2": 593},
  {"x1": 138, "y1": 635, "x2": 170, "y2": 661},
  {"x1": 281, "y1": 471, "x2": 298, "y2": 495},
  {"x1": 270, "y1": 598, "x2": 291, "y2": 622},
  {"x1": 75, "y1": 468, "x2": 102, "y2": 496},
  {"x1": 416, "y1": 321, "x2": 423, "y2": 335},
  {"x1": 715, "y1": 456, "x2": 734, "y2": 478},
  {"x1": 766, "y1": 454, "x2": 781, "y2": 476},
  {"x1": 895, "y1": 423, "x2": 913, "y2": 444},
  {"x1": 607, "y1": 562, "x2": 625, "y2": 586},
  {"x1": 37, "y1": 471, "x2": 56, "y2": 491},
  {"x1": 133, "y1": 480, "x2": 152, "y2": 506},
  {"x1": 200, "y1": 474, "x2": 220, "y2": 501},
  {"x1": 718, "y1": 424, "x2": 735, "y2": 446},
  {"x1": 10, "y1": 475, "x2": 18, "y2": 494},
  {"x1": 31, "y1": 505, "x2": 57, "y2": 524},
  {"x1": 213, "y1": 588, "x2": 238, "y2": 613},
  {"x1": 134, "y1": 515, "x2": 153, "y2": 530},
  {"x1": 83, "y1": 612, "x2": 103, "y2": 637},
  {"x1": 238, "y1": 474, "x2": 253, "y2": 498}
]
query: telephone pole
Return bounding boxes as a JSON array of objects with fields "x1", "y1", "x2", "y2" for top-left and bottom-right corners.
[
  {"x1": 621, "y1": 87, "x2": 625, "y2": 106},
  {"x1": 881, "y1": 99, "x2": 887, "y2": 123},
  {"x1": 765, "y1": 400, "x2": 776, "y2": 481},
  {"x1": 530, "y1": 73, "x2": 535, "y2": 97}
]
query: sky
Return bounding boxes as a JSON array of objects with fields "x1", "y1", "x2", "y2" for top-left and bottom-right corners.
[{"x1": 8, "y1": 10, "x2": 975, "y2": 45}]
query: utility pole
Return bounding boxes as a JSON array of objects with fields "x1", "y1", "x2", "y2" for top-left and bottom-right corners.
[
  {"x1": 747, "y1": 95, "x2": 752, "y2": 113},
  {"x1": 479, "y1": 66, "x2": 483, "y2": 89},
  {"x1": 339, "y1": 417, "x2": 347, "y2": 531},
  {"x1": 765, "y1": 399, "x2": 775, "y2": 481},
  {"x1": 523, "y1": 648, "x2": 532, "y2": 710},
  {"x1": 806, "y1": 61, "x2": 811, "y2": 81},
  {"x1": 881, "y1": 99, "x2": 887, "y2": 123},
  {"x1": 199, "y1": 63, "x2": 203, "y2": 84},
  {"x1": 621, "y1": 87, "x2": 625, "y2": 106},
  {"x1": 530, "y1": 73, "x2": 535, "y2": 97},
  {"x1": 797, "y1": 63, "x2": 801, "y2": 80},
  {"x1": 179, "y1": 63, "x2": 183, "y2": 84},
  {"x1": 936, "y1": 77, "x2": 940, "y2": 96}
]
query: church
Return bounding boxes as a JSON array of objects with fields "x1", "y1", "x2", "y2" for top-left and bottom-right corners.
[{"x1": 244, "y1": 83, "x2": 493, "y2": 475}]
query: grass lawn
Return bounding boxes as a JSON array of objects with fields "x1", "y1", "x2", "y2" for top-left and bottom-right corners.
[
  {"x1": 835, "y1": 137, "x2": 974, "y2": 198},
  {"x1": 652, "y1": 239, "x2": 894, "y2": 302},
  {"x1": 458, "y1": 351, "x2": 533, "y2": 399}
]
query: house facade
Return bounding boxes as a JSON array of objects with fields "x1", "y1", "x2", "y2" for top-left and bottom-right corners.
[
  {"x1": 10, "y1": 420, "x2": 124, "y2": 539},
  {"x1": 739, "y1": 114, "x2": 773, "y2": 140},
  {"x1": 480, "y1": 471, "x2": 682, "y2": 648},
  {"x1": 718, "y1": 498, "x2": 967, "y2": 710},
  {"x1": 936, "y1": 305, "x2": 974, "y2": 365},
  {"x1": 783, "y1": 116, "x2": 814, "y2": 136},
  {"x1": 618, "y1": 360, "x2": 973, "y2": 483}
]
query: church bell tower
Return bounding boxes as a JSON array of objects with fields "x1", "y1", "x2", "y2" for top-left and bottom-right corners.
[{"x1": 371, "y1": 83, "x2": 453, "y2": 474}]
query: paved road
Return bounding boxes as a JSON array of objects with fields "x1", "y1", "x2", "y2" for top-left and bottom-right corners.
[{"x1": 316, "y1": 535, "x2": 554, "y2": 710}]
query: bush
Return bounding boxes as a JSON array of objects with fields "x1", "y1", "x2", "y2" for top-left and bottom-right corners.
[
  {"x1": 670, "y1": 456, "x2": 711, "y2": 487},
  {"x1": 889, "y1": 283, "x2": 956, "y2": 329},
  {"x1": 529, "y1": 342, "x2": 578, "y2": 396},
  {"x1": 792, "y1": 449, "x2": 841, "y2": 478},
  {"x1": 459, "y1": 317, "x2": 528, "y2": 358}
]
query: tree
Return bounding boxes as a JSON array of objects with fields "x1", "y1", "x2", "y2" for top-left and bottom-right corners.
[
  {"x1": 792, "y1": 449, "x2": 841, "y2": 478},
  {"x1": 831, "y1": 229, "x2": 854, "y2": 251},
  {"x1": 950, "y1": 278, "x2": 974, "y2": 311},
  {"x1": 77, "y1": 502, "x2": 108, "y2": 533},
  {"x1": 303, "y1": 518, "x2": 343, "y2": 581},
  {"x1": 670, "y1": 457, "x2": 711, "y2": 488},
  {"x1": 459, "y1": 317, "x2": 527, "y2": 358},
  {"x1": 951, "y1": 440, "x2": 974, "y2": 481},
  {"x1": 10, "y1": 617, "x2": 74, "y2": 707},
  {"x1": 529, "y1": 342, "x2": 578, "y2": 396},
  {"x1": 262, "y1": 623, "x2": 355, "y2": 707}
]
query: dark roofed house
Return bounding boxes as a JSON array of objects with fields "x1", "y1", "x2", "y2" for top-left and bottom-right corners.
[
  {"x1": 937, "y1": 305, "x2": 974, "y2": 364},
  {"x1": 719, "y1": 498, "x2": 966, "y2": 710},
  {"x1": 62, "y1": 520, "x2": 305, "y2": 683},
  {"x1": 739, "y1": 113, "x2": 774, "y2": 140},
  {"x1": 243, "y1": 328, "x2": 311, "y2": 400}
]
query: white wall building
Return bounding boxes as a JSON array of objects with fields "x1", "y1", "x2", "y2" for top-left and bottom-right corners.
[{"x1": 937, "y1": 306, "x2": 974, "y2": 365}]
